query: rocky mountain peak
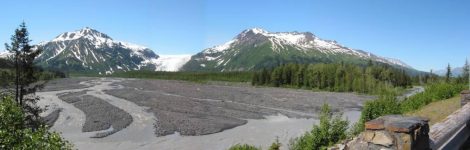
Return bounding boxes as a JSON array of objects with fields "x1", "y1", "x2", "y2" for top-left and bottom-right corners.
[
  {"x1": 35, "y1": 27, "x2": 163, "y2": 74},
  {"x1": 184, "y1": 28, "x2": 413, "y2": 71},
  {"x1": 52, "y1": 27, "x2": 112, "y2": 42}
]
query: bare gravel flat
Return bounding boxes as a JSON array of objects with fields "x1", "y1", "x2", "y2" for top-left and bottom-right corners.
[
  {"x1": 105, "y1": 79, "x2": 374, "y2": 136},
  {"x1": 57, "y1": 90, "x2": 133, "y2": 138},
  {"x1": 40, "y1": 77, "x2": 97, "y2": 91},
  {"x1": 38, "y1": 77, "x2": 375, "y2": 150}
]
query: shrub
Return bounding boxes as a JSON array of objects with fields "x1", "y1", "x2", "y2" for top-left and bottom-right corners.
[
  {"x1": 289, "y1": 103, "x2": 349, "y2": 150},
  {"x1": 352, "y1": 82, "x2": 465, "y2": 136},
  {"x1": 400, "y1": 83, "x2": 465, "y2": 112},
  {"x1": 228, "y1": 144, "x2": 261, "y2": 150},
  {"x1": 0, "y1": 95, "x2": 73, "y2": 149},
  {"x1": 268, "y1": 137, "x2": 281, "y2": 150},
  {"x1": 350, "y1": 92, "x2": 401, "y2": 135}
]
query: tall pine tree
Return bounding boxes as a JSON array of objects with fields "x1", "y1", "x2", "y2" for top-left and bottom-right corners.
[
  {"x1": 445, "y1": 63, "x2": 452, "y2": 83},
  {"x1": 4, "y1": 22, "x2": 44, "y2": 129},
  {"x1": 464, "y1": 59, "x2": 469, "y2": 89}
]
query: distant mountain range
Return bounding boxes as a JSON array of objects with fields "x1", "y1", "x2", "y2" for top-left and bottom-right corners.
[
  {"x1": 1, "y1": 27, "x2": 417, "y2": 74},
  {"x1": 434, "y1": 66, "x2": 466, "y2": 77},
  {"x1": 182, "y1": 28, "x2": 411, "y2": 71}
]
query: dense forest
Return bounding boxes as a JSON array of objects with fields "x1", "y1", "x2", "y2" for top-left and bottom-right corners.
[
  {"x1": 251, "y1": 62, "x2": 413, "y2": 94},
  {"x1": 106, "y1": 70, "x2": 253, "y2": 83},
  {"x1": 0, "y1": 58, "x2": 66, "y2": 87}
]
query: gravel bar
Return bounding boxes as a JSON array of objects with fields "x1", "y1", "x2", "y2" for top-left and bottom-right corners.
[{"x1": 58, "y1": 91, "x2": 133, "y2": 138}]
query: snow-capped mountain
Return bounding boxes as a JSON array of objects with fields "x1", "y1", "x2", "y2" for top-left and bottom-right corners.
[
  {"x1": 35, "y1": 27, "x2": 161, "y2": 74},
  {"x1": 0, "y1": 51, "x2": 11, "y2": 59},
  {"x1": 182, "y1": 28, "x2": 412, "y2": 71},
  {"x1": 435, "y1": 67, "x2": 465, "y2": 77}
]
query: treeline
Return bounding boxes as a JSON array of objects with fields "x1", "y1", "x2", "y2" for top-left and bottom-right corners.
[
  {"x1": 107, "y1": 70, "x2": 253, "y2": 83},
  {"x1": 0, "y1": 58, "x2": 67, "y2": 87},
  {"x1": 252, "y1": 63, "x2": 412, "y2": 94}
]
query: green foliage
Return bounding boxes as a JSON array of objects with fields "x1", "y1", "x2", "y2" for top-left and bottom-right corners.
[
  {"x1": 228, "y1": 144, "x2": 261, "y2": 150},
  {"x1": 445, "y1": 63, "x2": 452, "y2": 83},
  {"x1": 4, "y1": 22, "x2": 46, "y2": 128},
  {"x1": 350, "y1": 92, "x2": 401, "y2": 135},
  {"x1": 252, "y1": 63, "x2": 411, "y2": 94},
  {"x1": 268, "y1": 137, "x2": 281, "y2": 150},
  {"x1": 0, "y1": 68, "x2": 65, "y2": 88},
  {"x1": 0, "y1": 95, "x2": 73, "y2": 149},
  {"x1": 289, "y1": 103, "x2": 349, "y2": 150},
  {"x1": 457, "y1": 59, "x2": 469, "y2": 86},
  {"x1": 104, "y1": 70, "x2": 253, "y2": 83},
  {"x1": 400, "y1": 82, "x2": 465, "y2": 113},
  {"x1": 0, "y1": 69, "x2": 15, "y2": 87},
  {"x1": 361, "y1": 93, "x2": 401, "y2": 123},
  {"x1": 351, "y1": 82, "x2": 465, "y2": 136}
]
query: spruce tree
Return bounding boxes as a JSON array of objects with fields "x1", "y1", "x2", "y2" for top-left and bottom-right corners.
[
  {"x1": 464, "y1": 59, "x2": 469, "y2": 89},
  {"x1": 445, "y1": 63, "x2": 452, "y2": 83},
  {"x1": 430, "y1": 69, "x2": 434, "y2": 83},
  {"x1": 4, "y1": 22, "x2": 44, "y2": 129}
]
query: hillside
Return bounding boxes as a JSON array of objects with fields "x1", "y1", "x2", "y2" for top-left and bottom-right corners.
[{"x1": 182, "y1": 28, "x2": 413, "y2": 72}]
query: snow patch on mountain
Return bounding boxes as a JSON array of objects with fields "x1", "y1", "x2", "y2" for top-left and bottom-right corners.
[
  {"x1": 52, "y1": 27, "x2": 110, "y2": 42},
  {"x1": 211, "y1": 39, "x2": 238, "y2": 52},
  {"x1": 0, "y1": 51, "x2": 11, "y2": 58},
  {"x1": 45, "y1": 27, "x2": 155, "y2": 64},
  {"x1": 382, "y1": 57, "x2": 412, "y2": 68},
  {"x1": 35, "y1": 27, "x2": 162, "y2": 73},
  {"x1": 118, "y1": 41, "x2": 148, "y2": 51},
  {"x1": 200, "y1": 28, "x2": 412, "y2": 69},
  {"x1": 250, "y1": 28, "x2": 269, "y2": 35}
]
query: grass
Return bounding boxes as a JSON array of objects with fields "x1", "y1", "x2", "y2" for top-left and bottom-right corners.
[{"x1": 405, "y1": 95, "x2": 461, "y2": 125}]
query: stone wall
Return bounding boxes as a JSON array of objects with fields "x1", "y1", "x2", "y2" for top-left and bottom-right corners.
[
  {"x1": 344, "y1": 115, "x2": 430, "y2": 150},
  {"x1": 340, "y1": 96, "x2": 470, "y2": 150}
]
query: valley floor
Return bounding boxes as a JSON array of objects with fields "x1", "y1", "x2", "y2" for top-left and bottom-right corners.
[{"x1": 37, "y1": 77, "x2": 373, "y2": 150}]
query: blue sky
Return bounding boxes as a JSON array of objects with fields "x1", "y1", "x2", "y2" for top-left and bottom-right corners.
[{"x1": 0, "y1": 0, "x2": 469, "y2": 71}]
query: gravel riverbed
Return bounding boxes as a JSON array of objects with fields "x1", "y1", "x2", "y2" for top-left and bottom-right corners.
[{"x1": 37, "y1": 77, "x2": 374, "y2": 150}]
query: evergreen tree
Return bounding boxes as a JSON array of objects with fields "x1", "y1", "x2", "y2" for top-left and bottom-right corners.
[
  {"x1": 367, "y1": 59, "x2": 373, "y2": 67},
  {"x1": 445, "y1": 63, "x2": 452, "y2": 83},
  {"x1": 429, "y1": 69, "x2": 435, "y2": 83},
  {"x1": 463, "y1": 59, "x2": 469, "y2": 88},
  {"x1": 251, "y1": 72, "x2": 259, "y2": 86},
  {"x1": 251, "y1": 63, "x2": 412, "y2": 94},
  {"x1": 4, "y1": 22, "x2": 44, "y2": 129},
  {"x1": 271, "y1": 68, "x2": 282, "y2": 87}
]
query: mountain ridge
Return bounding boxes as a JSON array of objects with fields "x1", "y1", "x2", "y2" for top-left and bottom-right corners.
[
  {"x1": 34, "y1": 27, "x2": 163, "y2": 74},
  {"x1": 1, "y1": 27, "x2": 416, "y2": 74},
  {"x1": 181, "y1": 28, "x2": 413, "y2": 72}
]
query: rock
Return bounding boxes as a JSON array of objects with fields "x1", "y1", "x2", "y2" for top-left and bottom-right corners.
[
  {"x1": 386, "y1": 121, "x2": 418, "y2": 133},
  {"x1": 377, "y1": 115, "x2": 428, "y2": 133},
  {"x1": 399, "y1": 133, "x2": 412, "y2": 150},
  {"x1": 461, "y1": 90, "x2": 470, "y2": 106},
  {"x1": 346, "y1": 137, "x2": 369, "y2": 150},
  {"x1": 371, "y1": 131, "x2": 394, "y2": 147},
  {"x1": 362, "y1": 131, "x2": 375, "y2": 142},
  {"x1": 365, "y1": 119, "x2": 385, "y2": 130}
]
